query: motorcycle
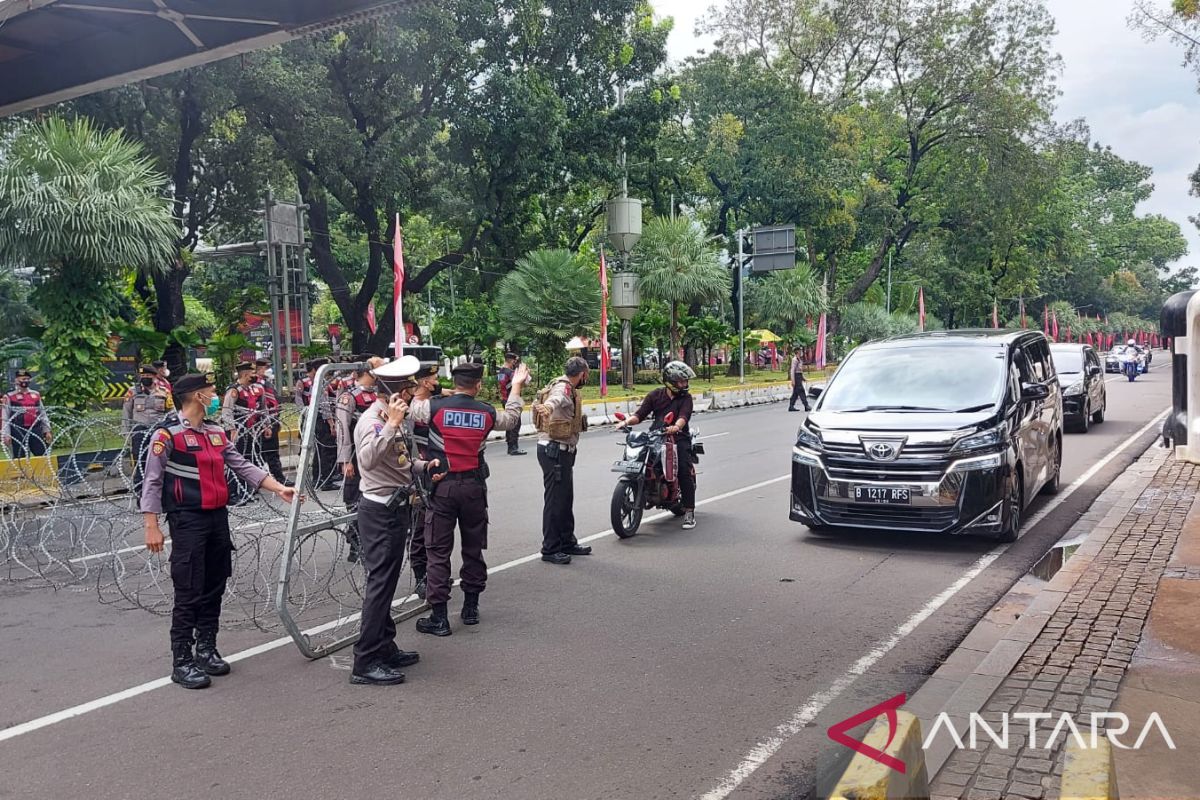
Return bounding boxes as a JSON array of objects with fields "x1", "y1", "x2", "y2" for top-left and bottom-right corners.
[
  {"x1": 609, "y1": 411, "x2": 703, "y2": 538},
  {"x1": 1120, "y1": 349, "x2": 1145, "y2": 382}
]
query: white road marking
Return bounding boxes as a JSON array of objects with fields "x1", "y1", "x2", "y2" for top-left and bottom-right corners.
[
  {"x1": 0, "y1": 472, "x2": 790, "y2": 744},
  {"x1": 697, "y1": 405, "x2": 1169, "y2": 799},
  {"x1": 701, "y1": 432, "x2": 730, "y2": 439}
]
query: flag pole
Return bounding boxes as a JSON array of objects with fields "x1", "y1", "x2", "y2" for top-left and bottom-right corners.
[{"x1": 393, "y1": 213, "x2": 405, "y2": 358}]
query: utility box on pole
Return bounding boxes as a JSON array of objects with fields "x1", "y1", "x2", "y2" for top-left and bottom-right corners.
[{"x1": 751, "y1": 225, "x2": 796, "y2": 272}]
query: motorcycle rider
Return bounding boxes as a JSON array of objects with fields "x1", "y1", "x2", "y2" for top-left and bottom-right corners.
[{"x1": 614, "y1": 361, "x2": 698, "y2": 530}]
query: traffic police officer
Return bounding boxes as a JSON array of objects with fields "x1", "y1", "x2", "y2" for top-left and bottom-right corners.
[
  {"x1": 537, "y1": 356, "x2": 592, "y2": 564},
  {"x1": 123, "y1": 365, "x2": 171, "y2": 495},
  {"x1": 296, "y1": 357, "x2": 340, "y2": 490},
  {"x1": 349, "y1": 355, "x2": 443, "y2": 685},
  {"x1": 152, "y1": 359, "x2": 173, "y2": 394},
  {"x1": 497, "y1": 353, "x2": 526, "y2": 456},
  {"x1": 141, "y1": 373, "x2": 297, "y2": 689},
  {"x1": 337, "y1": 357, "x2": 383, "y2": 562},
  {"x1": 410, "y1": 360, "x2": 528, "y2": 636},
  {"x1": 254, "y1": 358, "x2": 288, "y2": 485},
  {"x1": 2, "y1": 368, "x2": 51, "y2": 458},
  {"x1": 221, "y1": 361, "x2": 264, "y2": 504}
]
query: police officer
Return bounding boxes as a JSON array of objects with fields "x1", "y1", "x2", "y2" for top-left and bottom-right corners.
[
  {"x1": 407, "y1": 362, "x2": 442, "y2": 599},
  {"x1": 787, "y1": 347, "x2": 811, "y2": 413},
  {"x1": 254, "y1": 358, "x2": 288, "y2": 485},
  {"x1": 152, "y1": 360, "x2": 173, "y2": 395},
  {"x1": 349, "y1": 356, "x2": 445, "y2": 685},
  {"x1": 410, "y1": 360, "x2": 527, "y2": 636},
  {"x1": 537, "y1": 356, "x2": 592, "y2": 564},
  {"x1": 296, "y1": 357, "x2": 340, "y2": 490},
  {"x1": 497, "y1": 353, "x2": 526, "y2": 456},
  {"x1": 615, "y1": 361, "x2": 698, "y2": 529},
  {"x1": 221, "y1": 361, "x2": 264, "y2": 504},
  {"x1": 141, "y1": 373, "x2": 297, "y2": 689},
  {"x1": 337, "y1": 357, "x2": 383, "y2": 562},
  {"x1": 123, "y1": 365, "x2": 171, "y2": 495},
  {"x1": 3, "y1": 368, "x2": 51, "y2": 458}
]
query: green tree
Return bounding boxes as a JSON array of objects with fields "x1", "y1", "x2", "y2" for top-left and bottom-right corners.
[
  {"x1": 747, "y1": 267, "x2": 827, "y2": 333},
  {"x1": 633, "y1": 216, "x2": 731, "y2": 358},
  {"x1": 496, "y1": 249, "x2": 600, "y2": 379},
  {"x1": 684, "y1": 317, "x2": 732, "y2": 379},
  {"x1": 431, "y1": 298, "x2": 502, "y2": 358},
  {"x1": 0, "y1": 118, "x2": 177, "y2": 407}
]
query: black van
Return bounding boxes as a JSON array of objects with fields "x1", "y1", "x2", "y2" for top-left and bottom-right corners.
[{"x1": 790, "y1": 330, "x2": 1062, "y2": 541}]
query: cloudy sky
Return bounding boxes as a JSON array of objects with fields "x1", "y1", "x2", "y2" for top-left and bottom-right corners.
[{"x1": 652, "y1": 0, "x2": 1200, "y2": 269}]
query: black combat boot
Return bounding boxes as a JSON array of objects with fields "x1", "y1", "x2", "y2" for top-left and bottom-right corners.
[
  {"x1": 345, "y1": 523, "x2": 361, "y2": 564},
  {"x1": 171, "y1": 643, "x2": 212, "y2": 690},
  {"x1": 416, "y1": 603, "x2": 452, "y2": 637},
  {"x1": 461, "y1": 592, "x2": 480, "y2": 625},
  {"x1": 195, "y1": 631, "x2": 231, "y2": 676},
  {"x1": 383, "y1": 643, "x2": 421, "y2": 669}
]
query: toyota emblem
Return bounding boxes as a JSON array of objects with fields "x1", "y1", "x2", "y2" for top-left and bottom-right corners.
[{"x1": 868, "y1": 442, "x2": 896, "y2": 461}]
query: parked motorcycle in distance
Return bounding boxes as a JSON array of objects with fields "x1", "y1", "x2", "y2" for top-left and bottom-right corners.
[{"x1": 609, "y1": 411, "x2": 703, "y2": 538}]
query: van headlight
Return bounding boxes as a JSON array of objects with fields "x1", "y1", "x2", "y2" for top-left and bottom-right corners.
[
  {"x1": 951, "y1": 427, "x2": 1004, "y2": 453},
  {"x1": 792, "y1": 446, "x2": 822, "y2": 467},
  {"x1": 950, "y1": 452, "x2": 1004, "y2": 471},
  {"x1": 796, "y1": 426, "x2": 822, "y2": 451},
  {"x1": 1063, "y1": 380, "x2": 1084, "y2": 396}
]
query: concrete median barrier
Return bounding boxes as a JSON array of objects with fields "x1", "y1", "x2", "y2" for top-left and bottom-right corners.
[
  {"x1": 829, "y1": 710, "x2": 930, "y2": 800},
  {"x1": 1061, "y1": 738, "x2": 1119, "y2": 800}
]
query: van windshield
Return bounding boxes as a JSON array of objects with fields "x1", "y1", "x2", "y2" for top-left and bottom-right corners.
[
  {"x1": 1051, "y1": 349, "x2": 1082, "y2": 374},
  {"x1": 821, "y1": 345, "x2": 1007, "y2": 413}
]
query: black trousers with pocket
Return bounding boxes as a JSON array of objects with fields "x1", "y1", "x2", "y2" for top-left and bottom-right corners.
[
  {"x1": 353, "y1": 497, "x2": 412, "y2": 670},
  {"x1": 538, "y1": 444, "x2": 577, "y2": 554},
  {"x1": 167, "y1": 508, "x2": 234, "y2": 647}
]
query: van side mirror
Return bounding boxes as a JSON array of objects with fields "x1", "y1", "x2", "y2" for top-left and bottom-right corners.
[
  {"x1": 1087, "y1": 365, "x2": 1102, "y2": 376},
  {"x1": 1021, "y1": 382, "x2": 1050, "y2": 401},
  {"x1": 808, "y1": 384, "x2": 824, "y2": 399}
]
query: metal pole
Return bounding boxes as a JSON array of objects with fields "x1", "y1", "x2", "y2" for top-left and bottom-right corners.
[
  {"x1": 737, "y1": 228, "x2": 745, "y2": 385},
  {"x1": 263, "y1": 193, "x2": 283, "y2": 386}
]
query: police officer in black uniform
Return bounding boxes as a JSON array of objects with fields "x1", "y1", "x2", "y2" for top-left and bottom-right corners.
[
  {"x1": 141, "y1": 374, "x2": 297, "y2": 689},
  {"x1": 2, "y1": 368, "x2": 51, "y2": 458},
  {"x1": 296, "y1": 357, "x2": 340, "y2": 490},
  {"x1": 221, "y1": 361, "x2": 264, "y2": 504},
  {"x1": 122, "y1": 365, "x2": 170, "y2": 496},
  {"x1": 406, "y1": 361, "x2": 442, "y2": 599},
  {"x1": 254, "y1": 358, "x2": 288, "y2": 485}
]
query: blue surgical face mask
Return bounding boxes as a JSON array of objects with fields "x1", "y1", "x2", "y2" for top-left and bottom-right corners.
[{"x1": 207, "y1": 395, "x2": 221, "y2": 415}]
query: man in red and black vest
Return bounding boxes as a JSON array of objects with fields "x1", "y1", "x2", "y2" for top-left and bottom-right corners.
[
  {"x1": 406, "y1": 362, "x2": 443, "y2": 599},
  {"x1": 3, "y1": 368, "x2": 51, "y2": 458},
  {"x1": 152, "y1": 359, "x2": 173, "y2": 395},
  {"x1": 221, "y1": 361, "x2": 264, "y2": 504},
  {"x1": 336, "y1": 356, "x2": 383, "y2": 562},
  {"x1": 409, "y1": 360, "x2": 527, "y2": 636},
  {"x1": 496, "y1": 352, "x2": 526, "y2": 456},
  {"x1": 254, "y1": 358, "x2": 288, "y2": 485}
]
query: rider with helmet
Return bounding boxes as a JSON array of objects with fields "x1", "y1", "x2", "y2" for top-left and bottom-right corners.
[{"x1": 614, "y1": 361, "x2": 698, "y2": 529}]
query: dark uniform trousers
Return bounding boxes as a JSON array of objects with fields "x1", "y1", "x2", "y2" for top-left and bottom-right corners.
[
  {"x1": 505, "y1": 427, "x2": 520, "y2": 452},
  {"x1": 9, "y1": 425, "x2": 47, "y2": 458},
  {"x1": 425, "y1": 474, "x2": 489, "y2": 606},
  {"x1": 538, "y1": 445, "x2": 578, "y2": 555},
  {"x1": 353, "y1": 497, "x2": 412, "y2": 671},
  {"x1": 342, "y1": 455, "x2": 362, "y2": 509},
  {"x1": 130, "y1": 425, "x2": 150, "y2": 495},
  {"x1": 232, "y1": 433, "x2": 258, "y2": 503},
  {"x1": 676, "y1": 437, "x2": 697, "y2": 509},
  {"x1": 167, "y1": 508, "x2": 234, "y2": 647},
  {"x1": 409, "y1": 476, "x2": 431, "y2": 577},
  {"x1": 258, "y1": 424, "x2": 286, "y2": 483},
  {"x1": 313, "y1": 422, "x2": 339, "y2": 488},
  {"x1": 788, "y1": 378, "x2": 810, "y2": 411}
]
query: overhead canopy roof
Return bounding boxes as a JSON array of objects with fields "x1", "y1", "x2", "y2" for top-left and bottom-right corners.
[{"x1": 0, "y1": 0, "x2": 419, "y2": 116}]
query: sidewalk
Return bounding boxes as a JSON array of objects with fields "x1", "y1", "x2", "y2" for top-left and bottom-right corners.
[{"x1": 916, "y1": 444, "x2": 1200, "y2": 798}]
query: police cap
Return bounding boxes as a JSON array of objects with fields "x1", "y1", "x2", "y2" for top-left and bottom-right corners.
[
  {"x1": 139, "y1": 365, "x2": 157, "y2": 376},
  {"x1": 14, "y1": 368, "x2": 31, "y2": 378},
  {"x1": 235, "y1": 361, "x2": 254, "y2": 373},
  {"x1": 373, "y1": 355, "x2": 421, "y2": 394},
  {"x1": 173, "y1": 373, "x2": 215, "y2": 395},
  {"x1": 152, "y1": 360, "x2": 167, "y2": 369},
  {"x1": 255, "y1": 358, "x2": 270, "y2": 367},
  {"x1": 414, "y1": 363, "x2": 440, "y2": 380},
  {"x1": 451, "y1": 361, "x2": 485, "y2": 383}
]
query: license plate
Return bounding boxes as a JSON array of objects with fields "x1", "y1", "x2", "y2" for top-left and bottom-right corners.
[
  {"x1": 853, "y1": 486, "x2": 910, "y2": 504},
  {"x1": 612, "y1": 460, "x2": 644, "y2": 474}
]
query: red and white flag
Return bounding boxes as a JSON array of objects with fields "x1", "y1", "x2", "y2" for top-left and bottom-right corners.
[
  {"x1": 815, "y1": 313, "x2": 828, "y2": 369},
  {"x1": 392, "y1": 213, "x2": 406, "y2": 357},
  {"x1": 918, "y1": 288, "x2": 926, "y2": 331},
  {"x1": 366, "y1": 300, "x2": 377, "y2": 334},
  {"x1": 1051, "y1": 311, "x2": 1059, "y2": 342},
  {"x1": 599, "y1": 248, "x2": 610, "y2": 398}
]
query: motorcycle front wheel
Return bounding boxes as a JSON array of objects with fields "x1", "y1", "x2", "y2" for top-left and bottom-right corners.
[{"x1": 611, "y1": 479, "x2": 644, "y2": 538}]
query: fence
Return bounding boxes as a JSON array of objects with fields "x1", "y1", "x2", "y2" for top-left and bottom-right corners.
[{"x1": 0, "y1": 365, "x2": 417, "y2": 657}]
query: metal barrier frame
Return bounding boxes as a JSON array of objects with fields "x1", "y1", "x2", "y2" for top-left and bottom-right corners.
[{"x1": 274, "y1": 361, "x2": 429, "y2": 659}]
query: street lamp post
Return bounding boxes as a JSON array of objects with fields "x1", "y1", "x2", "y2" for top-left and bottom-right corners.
[{"x1": 608, "y1": 197, "x2": 642, "y2": 390}]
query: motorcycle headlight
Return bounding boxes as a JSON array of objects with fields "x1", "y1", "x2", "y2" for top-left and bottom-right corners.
[
  {"x1": 796, "y1": 426, "x2": 822, "y2": 451},
  {"x1": 951, "y1": 426, "x2": 1004, "y2": 453}
]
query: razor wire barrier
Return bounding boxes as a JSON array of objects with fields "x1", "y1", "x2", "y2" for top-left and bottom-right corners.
[{"x1": 0, "y1": 366, "x2": 422, "y2": 651}]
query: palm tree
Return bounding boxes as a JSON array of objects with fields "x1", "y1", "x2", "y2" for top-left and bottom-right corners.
[
  {"x1": 633, "y1": 216, "x2": 730, "y2": 360},
  {"x1": 748, "y1": 267, "x2": 827, "y2": 334},
  {"x1": 0, "y1": 117, "x2": 177, "y2": 406},
  {"x1": 497, "y1": 248, "x2": 600, "y2": 383},
  {"x1": 684, "y1": 317, "x2": 732, "y2": 380}
]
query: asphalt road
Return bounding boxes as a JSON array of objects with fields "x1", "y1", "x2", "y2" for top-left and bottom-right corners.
[{"x1": 0, "y1": 368, "x2": 1172, "y2": 799}]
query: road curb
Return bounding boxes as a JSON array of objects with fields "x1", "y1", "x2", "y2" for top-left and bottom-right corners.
[
  {"x1": 911, "y1": 443, "x2": 1167, "y2": 782},
  {"x1": 829, "y1": 710, "x2": 931, "y2": 799},
  {"x1": 1061, "y1": 738, "x2": 1118, "y2": 800}
]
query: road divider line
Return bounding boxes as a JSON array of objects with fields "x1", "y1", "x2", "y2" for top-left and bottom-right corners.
[
  {"x1": 697, "y1": 406, "x2": 1168, "y2": 800},
  {"x1": 0, "y1": 471, "x2": 792, "y2": 745}
]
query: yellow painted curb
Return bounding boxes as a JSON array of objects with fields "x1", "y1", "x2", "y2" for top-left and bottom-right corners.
[
  {"x1": 0, "y1": 455, "x2": 61, "y2": 497},
  {"x1": 1061, "y1": 738, "x2": 1119, "y2": 800},
  {"x1": 830, "y1": 710, "x2": 931, "y2": 800}
]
